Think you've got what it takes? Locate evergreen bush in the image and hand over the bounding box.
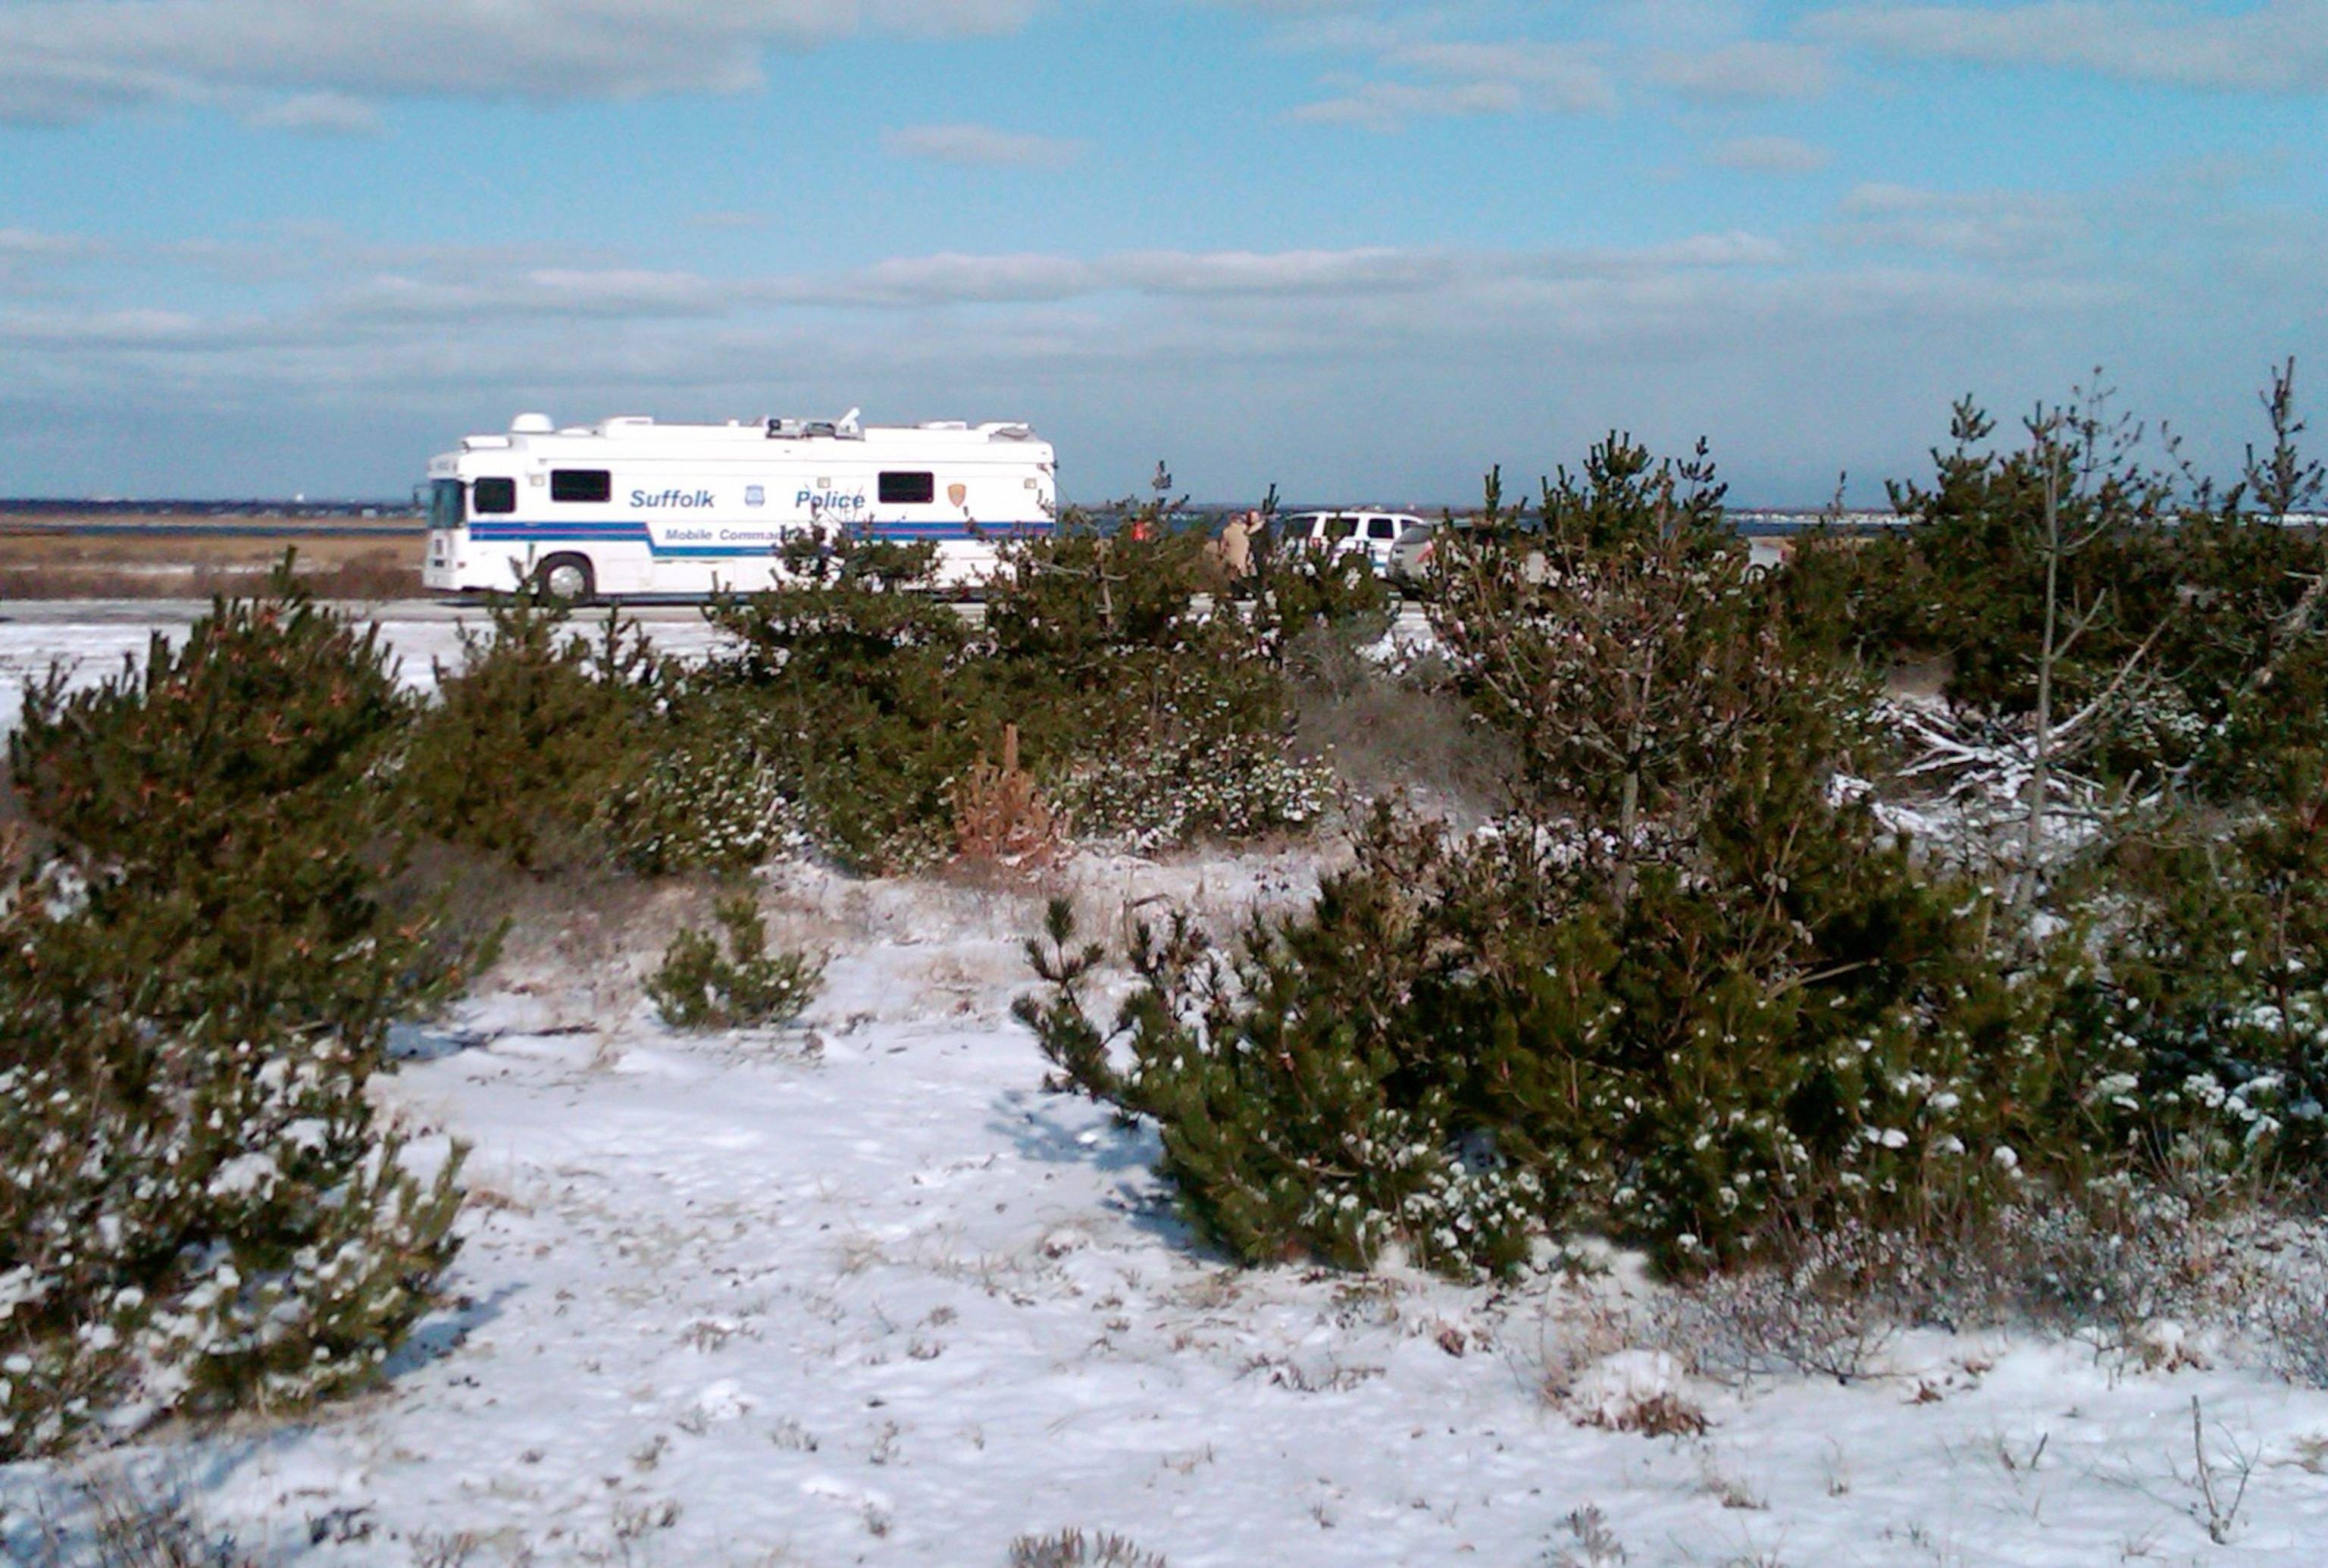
[1021,802,2065,1275]
[1794,367,2328,805]
[686,515,1336,869]
[695,532,985,872]
[2079,780,2328,1178]
[646,891,824,1031]
[1021,438,2090,1275]
[996,516,1335,847]
[399,592,665,870]
[593,686,804,875]
[0,568,473,1457]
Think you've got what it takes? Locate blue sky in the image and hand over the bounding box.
[0,1,2321,507]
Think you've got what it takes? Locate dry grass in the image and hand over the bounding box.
[1009,1529,1168,1568]
[1284,626,1518,825]
[10,1465,262,1568]
[0,520,423,599]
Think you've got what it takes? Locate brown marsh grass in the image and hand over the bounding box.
[0,518,423,599]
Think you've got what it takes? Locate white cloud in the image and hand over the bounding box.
[882,122,1082,167]
[1288,36,1613,127]
[0,0,1040,124]
[0,227,100,260]
[1288,80,1521,124]
[791,252,1098,305]
[333,267,728,321]
[1647,40,1834,100]
[1826,182,2086,264]
[0,226,104,295]
[1710,135,1829,172]
[1389,40,1616,108]
[1807,0,2328,94]
[246,90,379,136]
[1112,246,1454,295]
[765,238,1773,308]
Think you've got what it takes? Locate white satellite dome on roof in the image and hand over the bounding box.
[509,412,555,433]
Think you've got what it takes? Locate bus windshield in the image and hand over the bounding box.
[428,478,465,530]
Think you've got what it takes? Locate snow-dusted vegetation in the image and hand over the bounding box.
[10,376,2328,1563]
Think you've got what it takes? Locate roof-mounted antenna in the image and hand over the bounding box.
[837,407,862,438]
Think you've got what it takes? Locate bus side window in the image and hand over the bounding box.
[879,471,935,505]
[473,477,518,514]
[550,468,612,503]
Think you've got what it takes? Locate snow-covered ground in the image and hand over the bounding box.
[9,849,2328,1566]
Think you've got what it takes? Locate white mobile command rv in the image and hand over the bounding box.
[421,410,1056,598]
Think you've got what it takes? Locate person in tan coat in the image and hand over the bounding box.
[1214,510,1255,580]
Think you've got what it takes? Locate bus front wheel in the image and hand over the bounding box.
[534,552,596,602]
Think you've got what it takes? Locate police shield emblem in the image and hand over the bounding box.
[947,482,967,507]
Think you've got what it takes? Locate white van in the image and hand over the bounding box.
[1277,510,1428,576]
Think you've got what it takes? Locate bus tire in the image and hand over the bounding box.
[534,552,596,602]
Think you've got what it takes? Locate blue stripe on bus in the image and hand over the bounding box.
[468,521,654,543]
[467,519,1052,551]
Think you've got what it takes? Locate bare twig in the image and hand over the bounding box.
[2191,1394,2254,1545]
[2051,616,2173,750]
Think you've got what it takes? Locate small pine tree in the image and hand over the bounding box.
[400,590,663,869]
[647,891,823,1031]
[0,565,474,1457]
[2086,776,2328,1177]
[697,531,983,872]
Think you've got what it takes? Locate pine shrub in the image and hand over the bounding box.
[399,593,665,870]
[1021,439,2092,1275]
[1246,534,1393,662]
[1794,370,2328,801]
[685,518,1333,868]
[695,534,985,872]
[1,568,473,1457]
[593,689,805,875]
[2079,779,2328,1178]
[646,891,823,1031]
[1021,802,2060,1275]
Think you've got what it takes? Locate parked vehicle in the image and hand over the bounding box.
[1386,519,1439,587]
[1276,509,1428,576]
[1387,517,1554,592]
[421,409,1055,599]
